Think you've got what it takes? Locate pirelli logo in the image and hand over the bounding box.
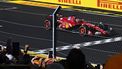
[58,0,81,4]
[97,0,122,10]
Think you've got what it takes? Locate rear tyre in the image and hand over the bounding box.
[79,26,86,36]
[44,20,51,30]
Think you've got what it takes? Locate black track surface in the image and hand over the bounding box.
[0,2,122,64]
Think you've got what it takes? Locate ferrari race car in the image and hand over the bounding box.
[44,15,112,36]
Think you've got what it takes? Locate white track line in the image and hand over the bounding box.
[0,20,43,28]
[0,30,70,45]
[0,25,3,27]
[7,9,48,16]
[34,36,122,54]
[0,7,18,10]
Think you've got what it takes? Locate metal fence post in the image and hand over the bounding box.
[52,6,61,59]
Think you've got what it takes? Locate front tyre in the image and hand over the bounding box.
[44,20,51,30]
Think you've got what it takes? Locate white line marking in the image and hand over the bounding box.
[0,20,43,28]
[94,40,102,44]
[0,25,3,27]
[7,9,48,16]
[0,30,70,45]
[0,7,18,10]
[34,36,122,54]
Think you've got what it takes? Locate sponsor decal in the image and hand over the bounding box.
[58,0,81,4]
[97,0,122,10]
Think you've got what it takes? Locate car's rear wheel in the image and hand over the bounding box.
[79,26,86,36]
[44,20,51,30]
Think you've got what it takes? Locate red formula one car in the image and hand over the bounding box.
[44,15,112,36]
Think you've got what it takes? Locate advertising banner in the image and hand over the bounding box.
[55,0,122,12]
[33,0,122,12]
[97,0,122,12]
[53,0,82,6]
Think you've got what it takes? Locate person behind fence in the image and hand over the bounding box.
[0,45,10,64]
[22,44,31,64]
[66,48,86,69]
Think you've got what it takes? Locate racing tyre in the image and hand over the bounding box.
[79,26,86,36]
[44,20,51,30]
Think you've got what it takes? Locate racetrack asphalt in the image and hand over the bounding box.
[0,2,122,64]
